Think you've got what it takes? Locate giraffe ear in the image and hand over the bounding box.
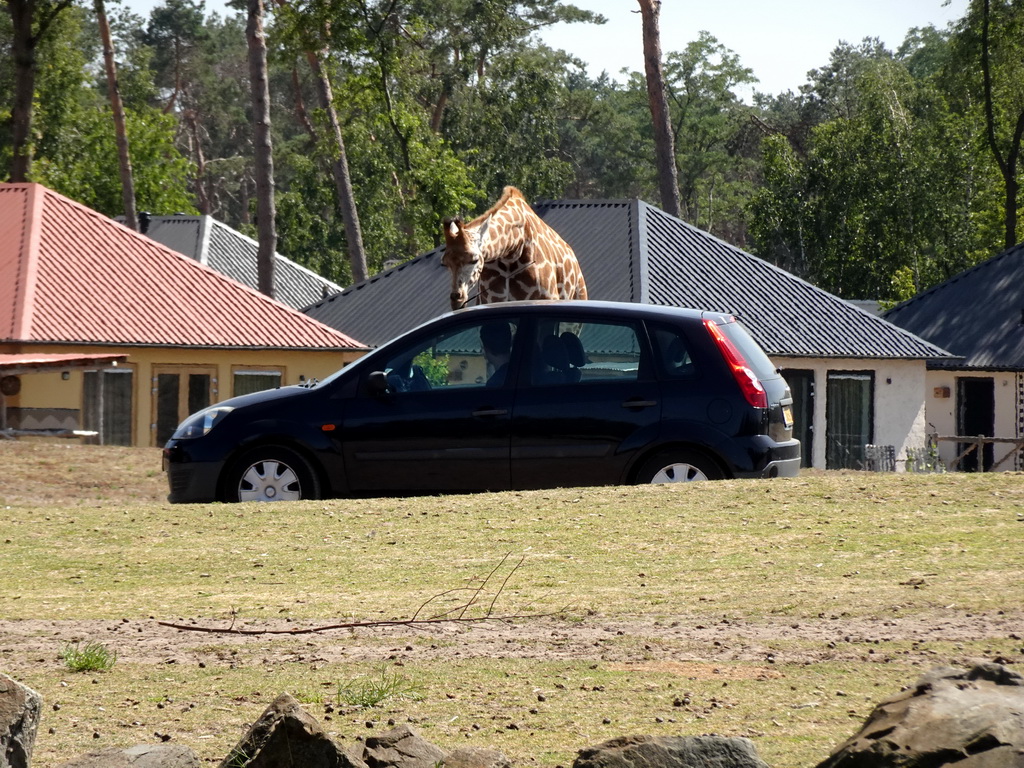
[443,218,463,243]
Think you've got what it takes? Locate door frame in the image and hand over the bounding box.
[956,376,995,471]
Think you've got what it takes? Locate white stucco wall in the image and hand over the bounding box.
[774,357,929,471]
[924,369,1023,471]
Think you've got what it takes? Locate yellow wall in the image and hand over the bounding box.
[2,343,366,446]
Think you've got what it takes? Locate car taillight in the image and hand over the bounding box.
[702,318,768,409]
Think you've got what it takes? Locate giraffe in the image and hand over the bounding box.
[441,186,588,311]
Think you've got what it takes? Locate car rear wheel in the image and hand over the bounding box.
[227,446,319,502]
[637,451,723,483]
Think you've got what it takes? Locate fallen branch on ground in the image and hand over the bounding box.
[157,553,569,636]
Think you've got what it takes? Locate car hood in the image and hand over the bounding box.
[216,384,314,411]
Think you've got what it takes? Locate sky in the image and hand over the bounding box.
[536,0,971,97]
[121,0,971,98]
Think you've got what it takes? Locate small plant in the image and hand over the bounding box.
[295,690,326,705]
[906,435,946,474]
[336,663,423,708]
[59,641,117,672]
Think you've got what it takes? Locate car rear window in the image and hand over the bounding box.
[716,319,779,381]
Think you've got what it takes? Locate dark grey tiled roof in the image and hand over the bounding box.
[883,244,1024,371]
[141,216,344,311]
[305,199,952,360]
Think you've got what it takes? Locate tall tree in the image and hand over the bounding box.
[246,0,275,297]
[306,51,368,282]
[5,0,75,180]
[273,0,368,283]
[662,32,757,238]
[978,0,1024,247]
[636,0,679,217]
[95,0,138,230]
[141,4,253,220]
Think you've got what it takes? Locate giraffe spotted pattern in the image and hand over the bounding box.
[442,186,588,310]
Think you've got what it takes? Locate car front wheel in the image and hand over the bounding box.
[636,451,723,483]
[227,446,319,502]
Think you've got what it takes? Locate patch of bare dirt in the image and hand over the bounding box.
[2,611,1020,675]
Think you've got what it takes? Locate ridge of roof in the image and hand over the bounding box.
[2,184,57,341]
[1,184,365,350]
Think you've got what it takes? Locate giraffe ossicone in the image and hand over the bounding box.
[441,186,588,311]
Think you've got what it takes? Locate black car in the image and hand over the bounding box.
[164,301,800,502]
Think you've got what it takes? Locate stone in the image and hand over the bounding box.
[363,724,446,768]
[816,662,1024,768]
[572,734,771,768]
[57,744,200,767]
[217,692,365,768]
[0,672,43,768]
[443,746,513,768]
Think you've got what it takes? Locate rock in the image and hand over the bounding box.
[56,744,200,767]
[363,725,446,768]
[816,662,1024,768]
[443,746,513,768]
[573,734,771,768]
[0,672,43,768]
[217,692,365,768]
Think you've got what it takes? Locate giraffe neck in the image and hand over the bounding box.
[476,198,532,266]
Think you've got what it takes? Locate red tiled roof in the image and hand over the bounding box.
[0,184,365,349]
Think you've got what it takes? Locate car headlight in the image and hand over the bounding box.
[170,406,234,439]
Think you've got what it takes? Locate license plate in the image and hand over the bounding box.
[782,405,794,429]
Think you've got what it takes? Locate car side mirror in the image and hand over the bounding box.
[367,370,390,397]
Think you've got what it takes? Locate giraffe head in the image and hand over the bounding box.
[442,216,488,310]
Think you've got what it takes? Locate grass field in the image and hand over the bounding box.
[1,440,1022,767]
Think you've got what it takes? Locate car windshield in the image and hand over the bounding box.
[314,346,380,387]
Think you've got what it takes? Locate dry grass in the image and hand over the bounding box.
[1,440,1022,768]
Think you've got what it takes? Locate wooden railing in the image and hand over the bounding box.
[934,435,1024,472]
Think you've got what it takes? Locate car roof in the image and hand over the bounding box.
[445,300,727,324]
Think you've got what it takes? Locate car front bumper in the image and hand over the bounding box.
[163,443,224,503]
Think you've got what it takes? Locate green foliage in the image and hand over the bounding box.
[6,0,1016,301]
[336,664,423,708]
[663,32,759,237]
[749,32,1003,300]
[747,134,809,277]
[60,641,117,672]
[34,105,196,218]
[441,46,577,202]
[413,351,450,386]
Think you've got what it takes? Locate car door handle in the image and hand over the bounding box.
[472,408,509,417]
[621,399,657,409]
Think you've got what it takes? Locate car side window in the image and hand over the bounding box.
[650,324,698,380]
[529,320,643,385]
[380,319,519,392]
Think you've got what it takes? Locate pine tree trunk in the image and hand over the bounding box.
[637,0,680,218]
[306,51,369,284]
[980,0,1021,248]
[247,0,276,298]
[7,0,38,182]
[6,0,74,181]
[96,0,138,231]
